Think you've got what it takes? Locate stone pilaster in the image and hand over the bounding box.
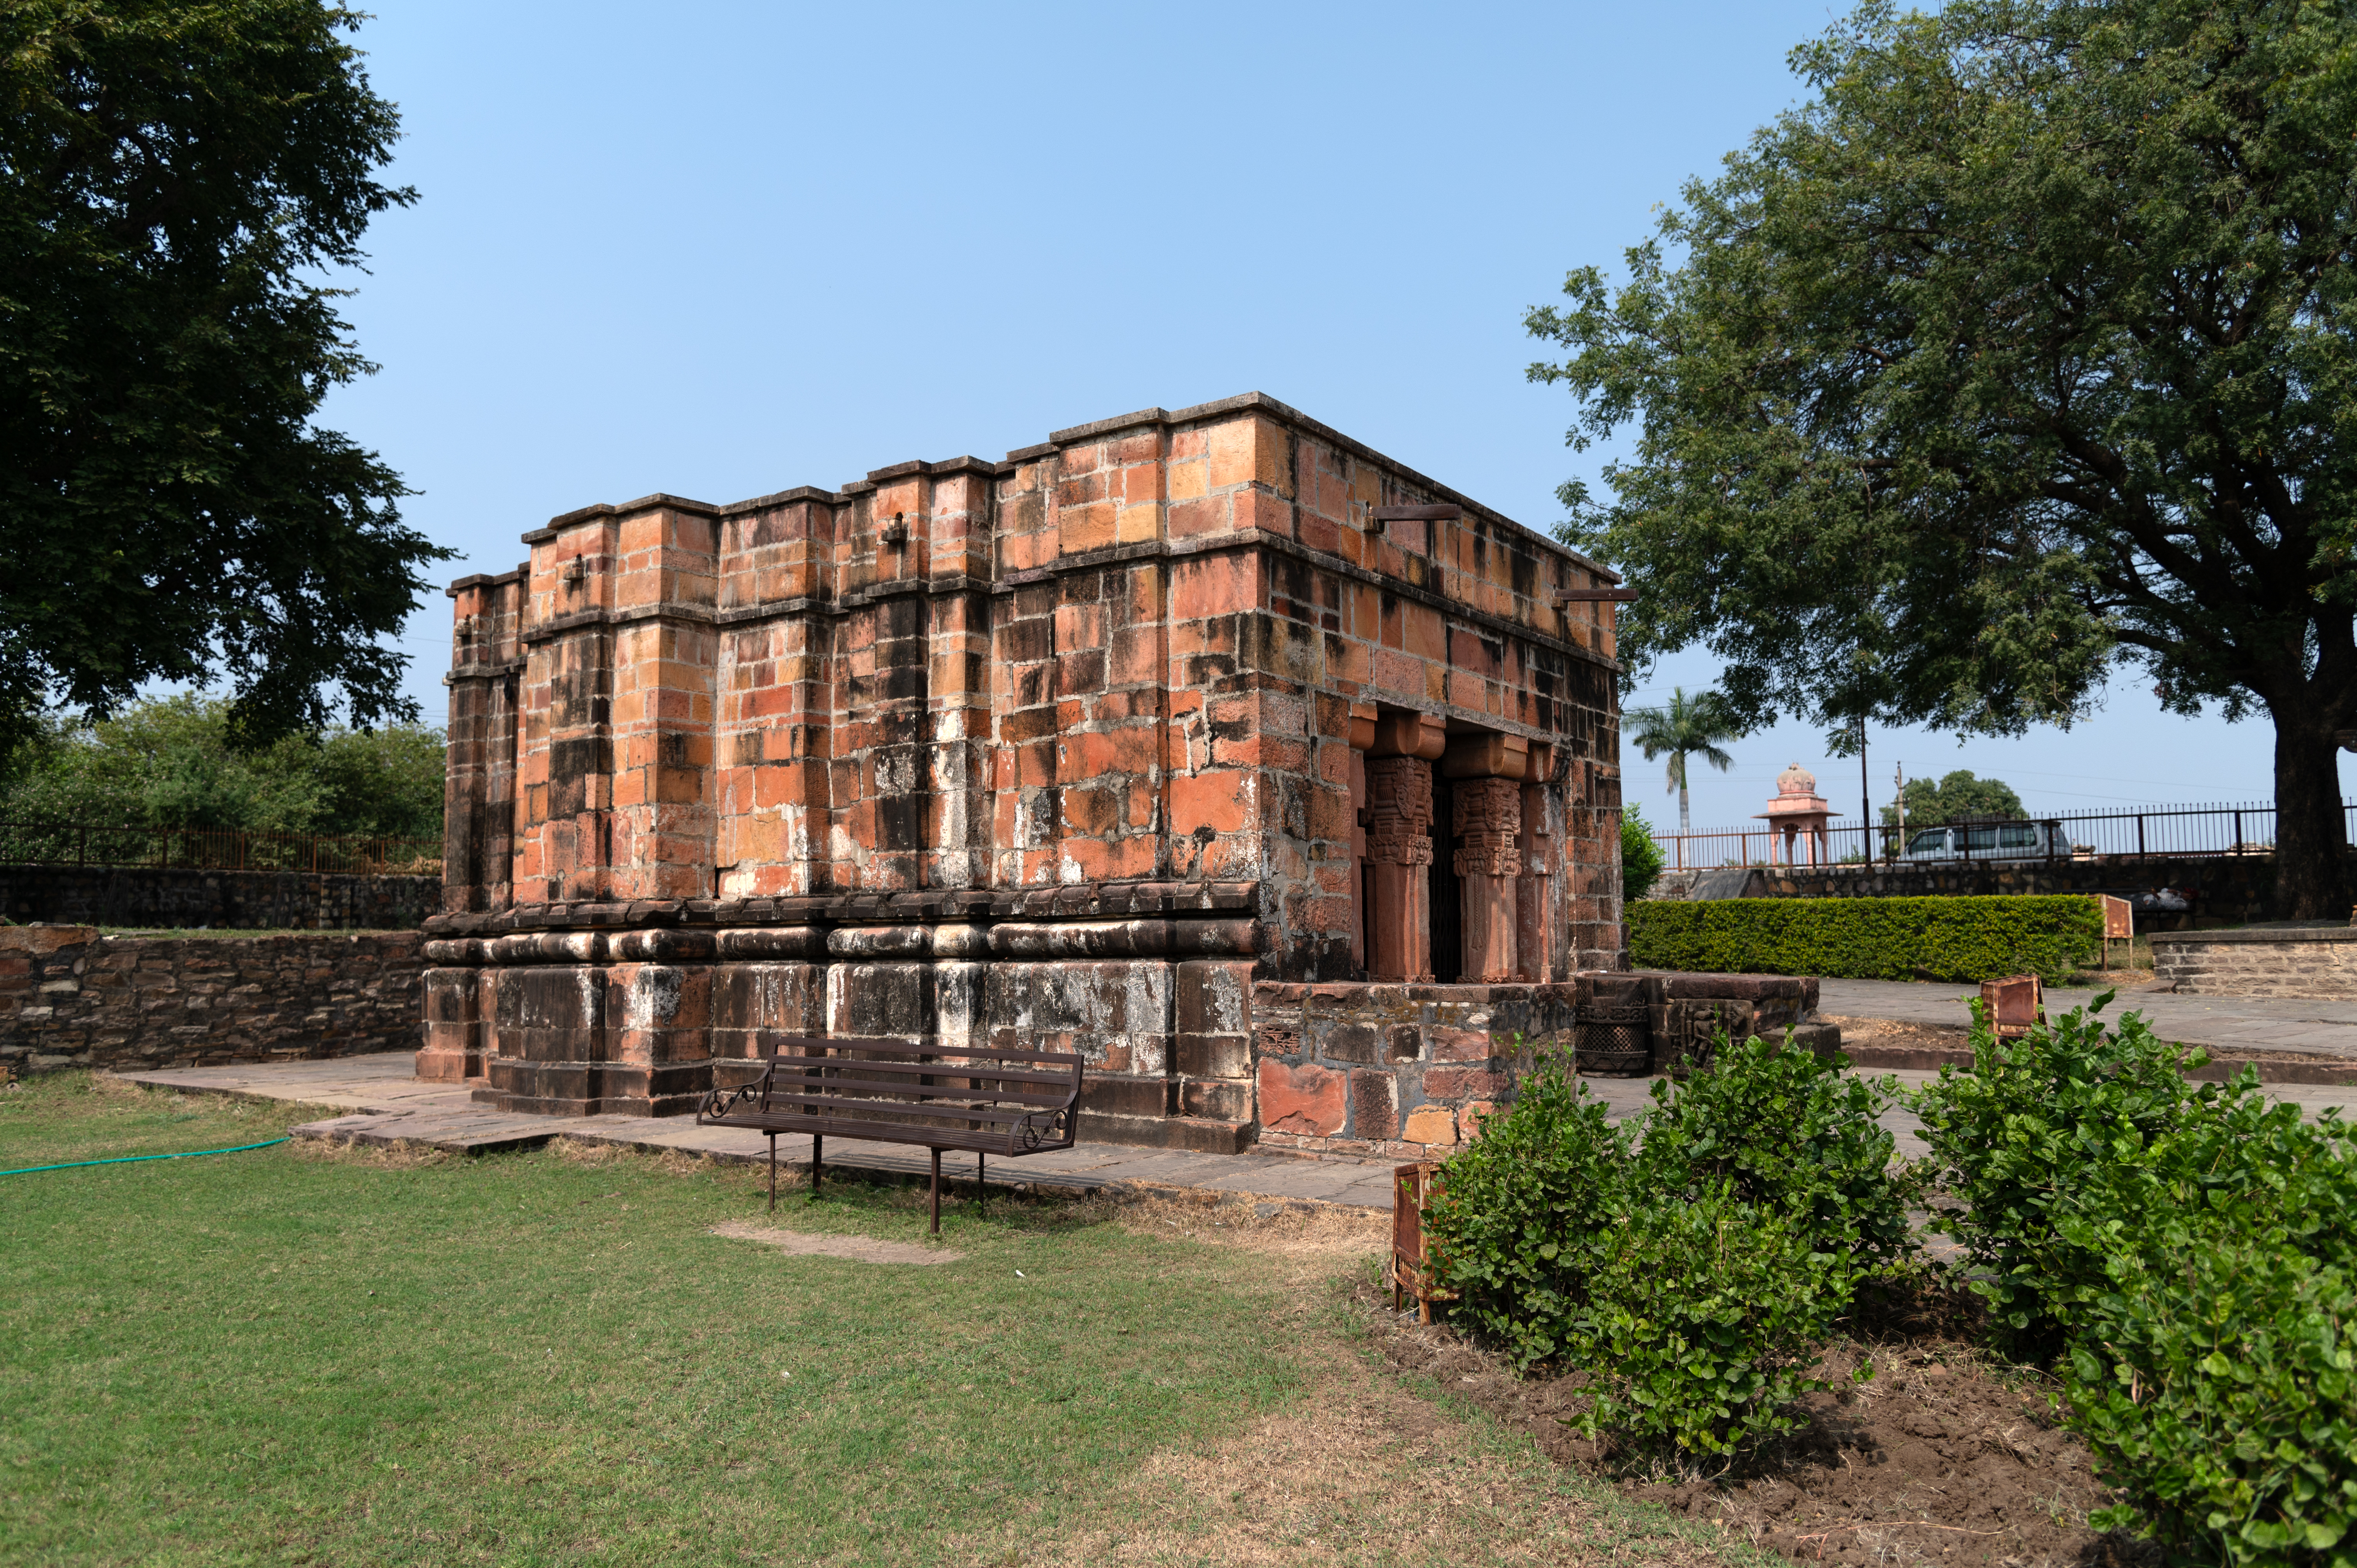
[1453,776,1521,982]
[1365,756,1435,981]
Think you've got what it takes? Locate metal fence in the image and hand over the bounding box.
[0,823,443,876]
[1645,799,2355,871]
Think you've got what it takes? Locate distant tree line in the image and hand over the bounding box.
[0,696,443,840]
[1881,771,2027,831]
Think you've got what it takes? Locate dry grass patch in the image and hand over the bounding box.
[282,1133,453,1169]
[974,1326,1754,1568]
[709,1218,965,1264]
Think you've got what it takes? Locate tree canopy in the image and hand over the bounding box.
[0,0,448,752]
[0,694,443,837]
[1531,0,2357,915]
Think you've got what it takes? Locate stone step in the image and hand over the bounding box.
[293,1110,561,1155]
[1075,1111,1253,1154]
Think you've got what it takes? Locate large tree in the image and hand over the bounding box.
[0,0,446,751]
[1531,0,2357,917]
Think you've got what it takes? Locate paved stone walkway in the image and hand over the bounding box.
[121,1055,1408,1210]
[124,994,2357,1205]
[1816,977,2357,1059]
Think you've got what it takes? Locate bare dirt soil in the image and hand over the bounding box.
[707,1218,966,1264]
[1353,1278,2155,1568]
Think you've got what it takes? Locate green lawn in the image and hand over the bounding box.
[0,1074,1746,1568]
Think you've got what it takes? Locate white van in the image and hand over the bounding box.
[1897,820,2070,862]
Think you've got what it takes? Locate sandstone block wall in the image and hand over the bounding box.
[1,925,425,1074]
[0,865,440,931]
[1245,969,1820,1158]
[2150,926,2357,999]
[1248,982,1578,1157]
[427,392,1627,1146]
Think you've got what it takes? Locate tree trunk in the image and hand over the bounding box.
[1679,782,1690,833]
[2271,707,2353,920]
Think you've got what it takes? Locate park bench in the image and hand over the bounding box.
[694,1036,1084,1233]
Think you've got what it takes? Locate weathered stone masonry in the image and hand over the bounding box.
[2,925,424,1074]
[422,393,1626,1153]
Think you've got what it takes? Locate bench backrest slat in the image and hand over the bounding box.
[748,1055,1074,1090]
[698,1034,1083,1157]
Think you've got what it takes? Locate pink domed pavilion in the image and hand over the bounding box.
[1756,763,1834,866]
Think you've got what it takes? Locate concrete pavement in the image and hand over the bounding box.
[120,975,2357,1206]
[121,1054,1408,1210]
[1816,977,2357,1060]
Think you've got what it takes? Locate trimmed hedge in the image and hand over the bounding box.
[1628,894,2101,982]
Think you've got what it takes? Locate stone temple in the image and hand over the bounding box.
[417,393,1631,1155]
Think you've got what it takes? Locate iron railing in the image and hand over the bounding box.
[1643,799,2356,871]
[0,823,442,876]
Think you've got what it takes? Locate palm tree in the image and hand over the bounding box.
[1625,688,1740,833]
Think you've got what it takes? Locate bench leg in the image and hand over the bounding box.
[811,1134,823,1199]
[977,1151,986,1218]
[767,1133,777,1215]
[930,1147,941,1235]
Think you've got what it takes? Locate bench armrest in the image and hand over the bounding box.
[1010,1105,1073,1152]
[695,1058,777,1126]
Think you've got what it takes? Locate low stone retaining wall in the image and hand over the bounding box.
[1247,970,1819,1159]
[0,925,425,1075]
[2150,924,2357,999]
[0,863,440,931]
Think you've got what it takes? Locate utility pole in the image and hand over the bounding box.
[1857,717,1868,867]
[1892,761,1907,864]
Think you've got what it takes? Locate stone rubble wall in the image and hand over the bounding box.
[0,863,440,931]
[0,925,425,1075]
[2150,926,2357,999]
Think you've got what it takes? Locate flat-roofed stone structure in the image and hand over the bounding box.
[419,393,1626,1153]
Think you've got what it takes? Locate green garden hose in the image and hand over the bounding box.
[0,1137,288,1176]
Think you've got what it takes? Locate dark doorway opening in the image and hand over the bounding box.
[1429,773,1462,983]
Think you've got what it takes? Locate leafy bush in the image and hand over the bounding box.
[1908,996,2198,1358]
[2070,1234,2357,1568]
[1914,1000,2357,1566]
[1423,1051,1629,1369]
[1427,1036,1909,1459]
[1578,1187,1866,1457]
[1621,803,1667,901]
[1636,1033,1917,1274]
[1628,894,2101,982]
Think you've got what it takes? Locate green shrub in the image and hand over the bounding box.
[1621,803,1667,901]
[2069,1235,2357,1568]
[1908,996,2199,1358]
[1628,894,2101,982]
[1423,1049,1630,1369]
[1915,1000,2357,1566]
[1636,1033,1917,1274]
[1426,1035,1908,1460]
[1576,1187,1866,1458]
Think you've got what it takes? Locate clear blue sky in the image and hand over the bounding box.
[317,0,2336,835]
